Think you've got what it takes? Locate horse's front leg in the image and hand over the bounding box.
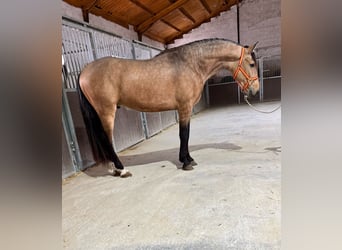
[178,106,196,170]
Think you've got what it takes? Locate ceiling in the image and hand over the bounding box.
[63,0,240,44]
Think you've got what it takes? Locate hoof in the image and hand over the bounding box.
[113,169,121,176]
[120,169,132,178]
[113,169,132,178]
[191,161,198,166]
[182,164,194,171]
[187,155,194,162]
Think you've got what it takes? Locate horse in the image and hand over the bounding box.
[77,38,260,177]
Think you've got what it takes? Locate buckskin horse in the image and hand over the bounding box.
[78,38,259,177]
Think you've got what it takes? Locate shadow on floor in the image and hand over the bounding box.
[83,143,241,177]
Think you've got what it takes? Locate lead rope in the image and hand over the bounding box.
[244,95,281,114]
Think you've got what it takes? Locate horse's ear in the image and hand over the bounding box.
[248,42,258,53]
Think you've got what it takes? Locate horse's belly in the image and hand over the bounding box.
[119,92,177,112]
[118,77,178,112]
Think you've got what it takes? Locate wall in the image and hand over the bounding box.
[169,7,238,48]
[169,0,281,57]
[239,0,281,57]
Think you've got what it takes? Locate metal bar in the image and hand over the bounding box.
[205,81,210,106]
[62,89,83,170]
[208,81,236,87]
[259,57,264,102]
[62,28,73,88]
[62,111,77,177]
[63,27,79,88]
[69,29,83,88]
[84,31,94,61]
[70,29,83,65]
[88,31,98,60]
[61,44,68,89]
[140,112,149,138]
[264,76,282,80]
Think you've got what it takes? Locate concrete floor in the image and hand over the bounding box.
[62,101,281,249]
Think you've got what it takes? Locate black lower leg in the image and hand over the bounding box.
[179,122,194,169]
[110,148,124,170]
[111,148,131,177]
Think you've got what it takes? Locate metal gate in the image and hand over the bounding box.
[62,89,82,177]
[206,55,281,106]
[62,17,179,177]
[258,55,281,101]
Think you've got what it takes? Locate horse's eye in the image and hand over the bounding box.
[250,63,255,67]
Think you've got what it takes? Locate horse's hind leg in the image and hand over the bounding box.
[178,106,196,170]
[99,107,131,178]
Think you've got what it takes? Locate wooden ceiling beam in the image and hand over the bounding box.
[129,0,153,14]
[136,0,189,34]
[199,0,212,14]
[130,0,181,32]
[179,7,196,24]
[162,20,181,32]
[167,0,196,24]
[81,0,98,22]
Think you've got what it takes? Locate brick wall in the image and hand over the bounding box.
[61,1,83,21]
[169,0,281,58]
[239,0,281,57]
[169,7,238,48]
[167,5,239,84]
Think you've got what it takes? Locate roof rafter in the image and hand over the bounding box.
[199,0,212,14]
[63,0,241,44]
[81,0,99,22]
[136,0,189,34]
[129,0,152,14]
[179,6,196,24]
[130,0,181,32]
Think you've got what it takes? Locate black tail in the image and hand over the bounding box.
[77,77,115,163]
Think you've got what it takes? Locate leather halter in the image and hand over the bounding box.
[233,47,258,92]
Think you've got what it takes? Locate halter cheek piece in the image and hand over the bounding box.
[233,47,258,92]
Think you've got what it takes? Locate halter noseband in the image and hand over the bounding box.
[233,47,258,92]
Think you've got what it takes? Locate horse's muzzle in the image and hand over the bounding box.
[248,88,259,97]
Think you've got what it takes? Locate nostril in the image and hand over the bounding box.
[249,89,253,97]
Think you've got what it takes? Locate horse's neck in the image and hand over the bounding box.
[194,42,241,81]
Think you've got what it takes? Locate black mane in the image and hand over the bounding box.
[156,39,257,64]
[156,38,241,57]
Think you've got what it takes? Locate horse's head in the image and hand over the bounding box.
[232,42,260,97]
